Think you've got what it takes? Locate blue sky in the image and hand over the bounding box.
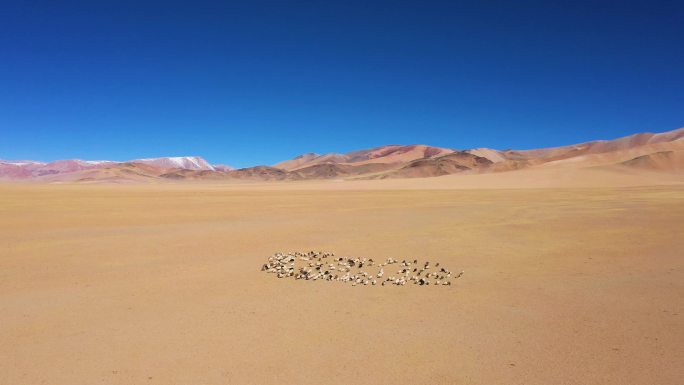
[1,0,682,167]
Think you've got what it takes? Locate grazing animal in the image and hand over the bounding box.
[263,252,457,289]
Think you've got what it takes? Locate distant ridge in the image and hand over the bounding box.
[274,144,454,171]
[1,127,682,182]
[0,156,221,181]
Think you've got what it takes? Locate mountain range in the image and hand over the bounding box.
[2,127,683,183]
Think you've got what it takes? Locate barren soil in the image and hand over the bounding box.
[1,181,683,384]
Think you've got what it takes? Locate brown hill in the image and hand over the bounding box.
[291,163,351,179]
[537,138,684,169]
[344,144,454,164]
[160,169,232,180]
[620,150,684,172]
[367,152,493,179]
[484,159,538,173]
[466,128,684,165]
[292,162,397,179]
[464,148,508,163]
[35,162,163,183]
[275,144,454,171]
[272,153,321,170]
[284,153,350,170]
[506,127,684,162]
[226,166,298,181]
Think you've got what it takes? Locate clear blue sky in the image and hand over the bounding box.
[1,0,682,167]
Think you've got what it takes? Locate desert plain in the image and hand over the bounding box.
[1,170,683,385]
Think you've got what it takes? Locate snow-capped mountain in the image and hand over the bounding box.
[0,156,221,180]
[0,160,46,167]
[131,156,215,171]
[37,159,116,174]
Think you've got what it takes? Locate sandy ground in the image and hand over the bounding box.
[1,178,683,384]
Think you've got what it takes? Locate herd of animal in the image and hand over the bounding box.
[261,251,463,286]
